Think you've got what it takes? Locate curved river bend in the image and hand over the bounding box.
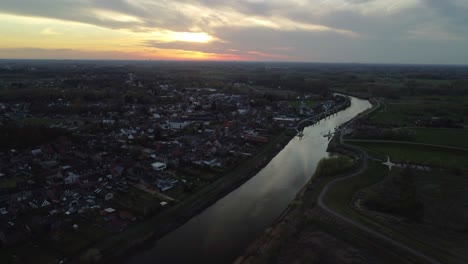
[128,96,371,264]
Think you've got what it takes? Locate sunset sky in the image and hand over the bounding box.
[1,0,467,63]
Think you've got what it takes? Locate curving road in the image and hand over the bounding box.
[317,99,442,264]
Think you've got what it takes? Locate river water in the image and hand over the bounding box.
[128,96,371,264]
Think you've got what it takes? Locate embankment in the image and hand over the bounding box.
[81,131,295,263]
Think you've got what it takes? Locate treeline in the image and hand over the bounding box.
[314,156,356,178]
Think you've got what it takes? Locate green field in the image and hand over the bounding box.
[288,99,324,108]
[0,177,17,188]
[326,161,388,218]
[360,168,468,263]
[351,141,468,170]
[113,186,162,216]
[325,159,467,264]
[368,101,468,126]
[411,128,468,149]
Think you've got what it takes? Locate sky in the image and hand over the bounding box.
[1,0,467,64]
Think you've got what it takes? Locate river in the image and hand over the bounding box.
[127,96,371,264]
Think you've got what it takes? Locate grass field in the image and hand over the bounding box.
[350,141,468,170]
[410,128,468,149]
[326,161,388,218]
[360,168,468,264]
[288,99,324,108]
[368,101,468,126]
[324,159,467,264]
[113,186,162,216]
[0,177,17,188]
[325,95,468,263]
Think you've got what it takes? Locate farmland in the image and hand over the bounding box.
[359,167,468,264]
[349,141,468,170]
[368,101,467,127]
[411,128,468,149]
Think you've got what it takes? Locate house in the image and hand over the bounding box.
[103,208,116,214]
[237,108,249,115]
[155,178,178,192]
[0,207,7,215]
[102,119,115,125]
[31,149,43,156]
[41,200,51,207]
[64,172,80,185]
[151,162,166,171]
[203,159,222,167]
[40,160,59,170]
[167,119,191,130]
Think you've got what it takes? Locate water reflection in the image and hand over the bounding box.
[128,97,371,264]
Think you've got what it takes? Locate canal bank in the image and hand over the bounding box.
[125,96,371,264]
[84,130,295,263]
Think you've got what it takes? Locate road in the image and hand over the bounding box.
[317,99,442,264]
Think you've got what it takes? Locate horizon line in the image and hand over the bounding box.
[0,58,467,67]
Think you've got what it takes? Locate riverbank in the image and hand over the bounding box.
[235,98,440,264]
[234,157,415,264]
[76,99,354,263]
[68,96,360,264]
[76,130,296,263]
[234,98,375,263]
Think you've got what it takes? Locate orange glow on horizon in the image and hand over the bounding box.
[141,49,249,61]
[0,12,295,61]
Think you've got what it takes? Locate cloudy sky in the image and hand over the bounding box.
[1,0,467,63]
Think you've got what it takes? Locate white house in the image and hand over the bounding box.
[0,207,7,215]
[151,162,167,171]
[64,172,80,185]
[167,120,191,130]
[31,149,43,156]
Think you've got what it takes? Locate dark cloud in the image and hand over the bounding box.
[0,0,194,31]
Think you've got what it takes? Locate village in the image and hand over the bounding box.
[0,75,345,254]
